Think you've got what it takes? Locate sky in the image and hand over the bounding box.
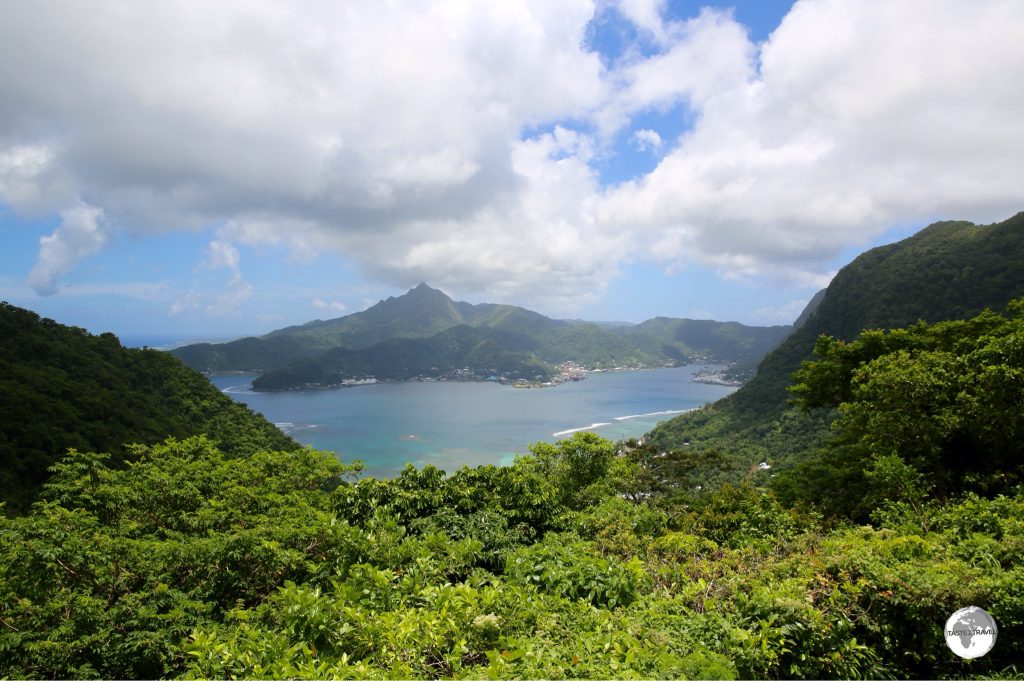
[1,0,1023,340]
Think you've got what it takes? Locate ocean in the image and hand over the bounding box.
[210,364,735,477]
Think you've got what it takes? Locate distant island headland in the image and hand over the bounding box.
[170,283,791,392]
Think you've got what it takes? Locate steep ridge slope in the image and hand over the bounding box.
[0,303,298,512]
[647,212,1024,467]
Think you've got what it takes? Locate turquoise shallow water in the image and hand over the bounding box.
[210,365,735,477]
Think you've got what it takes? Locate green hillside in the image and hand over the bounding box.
[252,325,552,390]
[0,303,299,513]
[249,314,792,391]
[628,317,789,362]
[171,285,569,373]
[173,283,790,390]
[647,212,1024,483]
[623,317,791,381]
[171,283,472,372]
[777,301,1024,518]
[170,334,325,374]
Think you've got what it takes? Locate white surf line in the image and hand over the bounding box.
[613,408,696,421]
[552,422,611,437]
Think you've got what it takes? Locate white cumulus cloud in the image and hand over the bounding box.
[0,0,1022,311]
[598,0,1024,283]
[632,129,662,152]
[25,201,107,295]
[203,240,243,285]
[615,0,667,40]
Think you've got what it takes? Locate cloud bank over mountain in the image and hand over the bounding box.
[1,0,1022,309]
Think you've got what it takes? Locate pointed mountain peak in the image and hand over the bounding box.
[404,282,449,300]
[359,282,461,326]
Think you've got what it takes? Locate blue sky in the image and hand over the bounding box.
[1,1,1021,340]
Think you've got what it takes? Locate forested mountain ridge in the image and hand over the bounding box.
[172,283,572,373]
[0,302,299,513]
[252,324,554,390]
[647,211,1024,479]
[171,283,480,372]
[744,213,1024,417]
[173,283,790,390]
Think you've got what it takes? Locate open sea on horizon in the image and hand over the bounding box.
[210,365,735,478]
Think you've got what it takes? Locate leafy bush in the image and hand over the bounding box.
[505,536,648,610]
[2,430,1022,679]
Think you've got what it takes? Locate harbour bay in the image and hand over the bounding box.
[211,364,735,478]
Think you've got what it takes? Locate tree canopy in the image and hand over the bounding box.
[2,431,1022,678]
[0,302,297,513]
[779,301,1024,518]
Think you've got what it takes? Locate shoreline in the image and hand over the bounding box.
[692,375,744,387]
[691,367,744,387]
[226,362,738,393]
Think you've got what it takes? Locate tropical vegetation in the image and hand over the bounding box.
[2,425,1021,678]
[2,214,1024,678]
[0,302,297,513]
[648,212,1024,486]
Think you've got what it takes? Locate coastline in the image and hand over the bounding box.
[232,361,742,393]
[691,368,744,387]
